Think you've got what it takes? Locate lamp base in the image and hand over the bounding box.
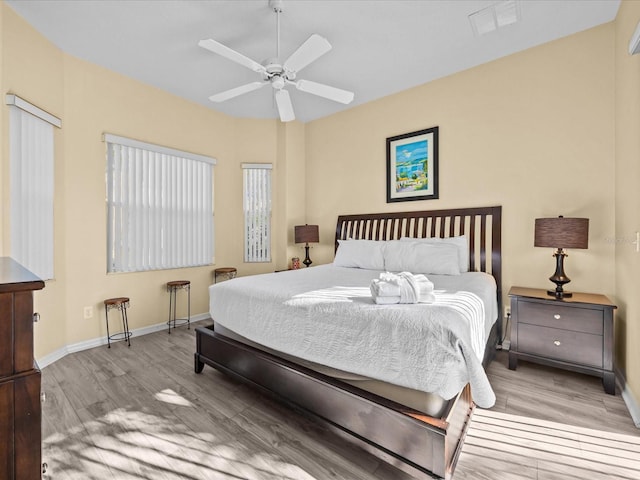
[303,243,312,268]
[547,289,572,299]
[547,249,571,299]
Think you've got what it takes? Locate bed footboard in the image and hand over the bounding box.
[195,324,474,480]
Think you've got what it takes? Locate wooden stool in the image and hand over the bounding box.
[214,267,237,283]
[104,297,132,348]
[167,280,190,334]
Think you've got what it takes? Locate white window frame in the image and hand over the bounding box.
[243,163,272,263]
[6,94,60,280]
[104,134,216,273]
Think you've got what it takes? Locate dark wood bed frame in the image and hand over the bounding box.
[195,205,502,479]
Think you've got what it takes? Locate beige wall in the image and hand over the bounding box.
[0,2,3,253]
[306,23,616,308]
[615,0,640,409]
[2,3,68,354]
[1,3,303,357]
[277,120,308,266]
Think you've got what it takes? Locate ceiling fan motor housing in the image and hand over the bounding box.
[263,58,294,89]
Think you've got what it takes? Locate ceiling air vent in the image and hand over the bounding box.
[469,0,520,36]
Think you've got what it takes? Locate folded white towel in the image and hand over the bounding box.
[413,274,435,293]
[370,278,401,297]
[379,271,400,283]
[370,271,436,304]
[419,292,436,303]
[397,272,419,303]
[373,295,402,305]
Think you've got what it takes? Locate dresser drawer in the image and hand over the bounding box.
[0,291,36,376]
[518,301,603,335]
[518,323,603,368]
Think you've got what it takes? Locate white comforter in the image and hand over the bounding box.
[209,265,497,408]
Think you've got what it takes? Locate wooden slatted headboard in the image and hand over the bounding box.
[335,205,502,320]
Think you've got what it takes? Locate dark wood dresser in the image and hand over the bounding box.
[0,258,45,479]
[508,286,616,394]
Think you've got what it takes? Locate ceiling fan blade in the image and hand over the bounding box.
[208,81,269,102]
[275,89,295,122]
[283,34,332,74]
[199,39,266,74]
[295,79,354,104]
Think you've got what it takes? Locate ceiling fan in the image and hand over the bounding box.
[198,0,354,122]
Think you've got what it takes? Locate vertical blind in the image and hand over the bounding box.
[8,96,59,280]
[243,163,272,263]
[105,134,216,273]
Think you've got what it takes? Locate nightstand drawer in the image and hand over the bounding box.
[518,301,602,335]
[518,323,603,368]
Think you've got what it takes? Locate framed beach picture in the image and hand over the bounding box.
[386,126,439,203]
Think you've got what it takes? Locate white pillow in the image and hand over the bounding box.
[400,235,469,272]
[333,239,385,270]
[384,240,461,275]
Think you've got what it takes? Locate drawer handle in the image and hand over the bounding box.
[33,312,40,323]
[554,314,561,320]
[553,340,562,346]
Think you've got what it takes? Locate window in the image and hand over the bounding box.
[105,134,215,273]
[243,163,272,263]
[7,94,60,280]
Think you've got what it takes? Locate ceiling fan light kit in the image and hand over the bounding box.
[199,0,354,122]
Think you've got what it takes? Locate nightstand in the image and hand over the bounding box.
[508,286,617,394]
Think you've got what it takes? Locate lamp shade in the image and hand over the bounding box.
[534,216,589,249]
[295,224,319,244]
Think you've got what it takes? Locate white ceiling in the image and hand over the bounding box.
[6,0,620,123]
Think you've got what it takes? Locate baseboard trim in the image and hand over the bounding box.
[37,312,211,369]
[615,366,640,428]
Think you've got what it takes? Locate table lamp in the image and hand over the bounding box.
[294,224,319,267]
[534,216,589,298]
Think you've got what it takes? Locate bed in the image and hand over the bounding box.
[195,205,502,479]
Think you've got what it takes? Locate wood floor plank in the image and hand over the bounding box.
[454,448,538,480]
[41,320,639,480]
[470,417,640,462]
[474,408,640,442]
[232,398,382,480]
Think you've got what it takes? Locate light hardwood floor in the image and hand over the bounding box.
[41,320,639,479]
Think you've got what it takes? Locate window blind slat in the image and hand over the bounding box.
[106,138,214,273]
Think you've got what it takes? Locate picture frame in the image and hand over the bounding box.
[386,126,439,203]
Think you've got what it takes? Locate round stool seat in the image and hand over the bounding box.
[104,297,130,308]
[214,267,237,283]
[167,280,190,289]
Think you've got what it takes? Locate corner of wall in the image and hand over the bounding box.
[1,1,7,255]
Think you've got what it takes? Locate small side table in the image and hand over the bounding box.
[508,286,617,394]
[214,267,237,283]
[166,280,190,334]
[104,297,132,348]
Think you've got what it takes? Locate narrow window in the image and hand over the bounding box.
[7,94,60,280]
[105,134,216,273]
[243,164,272,263]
